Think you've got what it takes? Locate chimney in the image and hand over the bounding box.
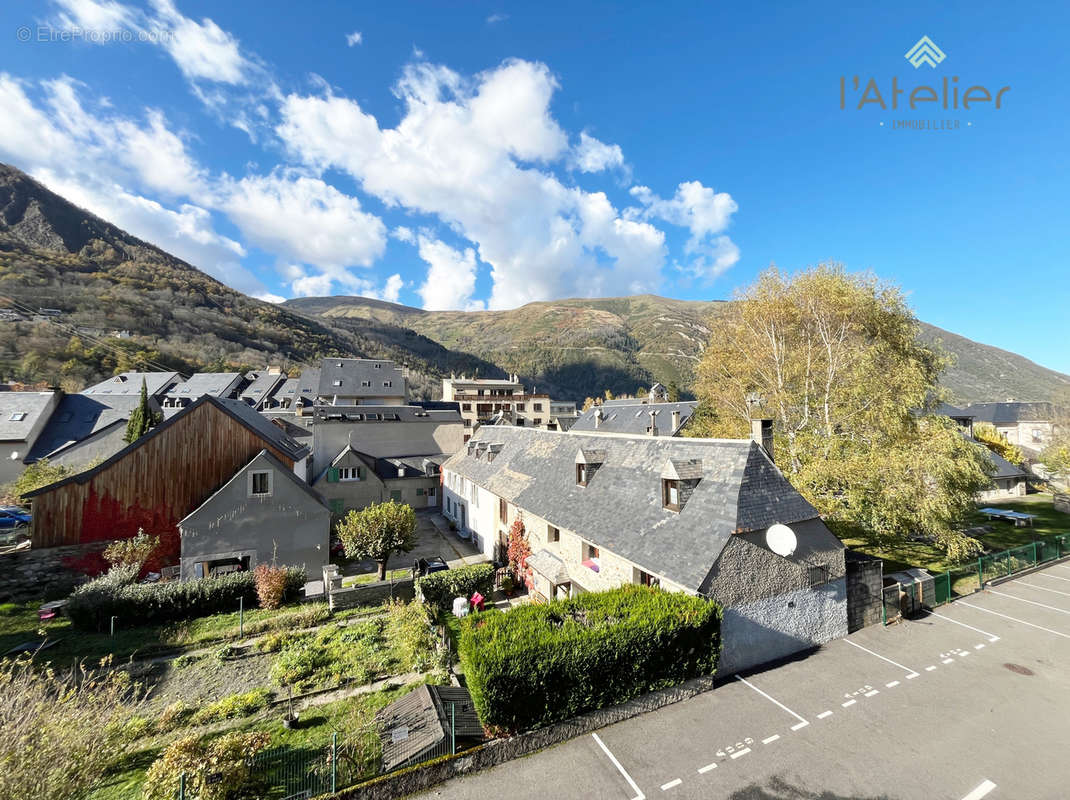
[594,408,604,428]
[671,409,681,432]
[648,408,659,436]
[750,418,774,462]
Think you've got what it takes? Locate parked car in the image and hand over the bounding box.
[0,506,30,530]
[413,556,450,577]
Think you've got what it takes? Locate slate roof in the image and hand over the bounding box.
[377,685,482,772]
[274,377,300,405]
[295,368,320,402]
[82,371,181,398]
[165,373,244,401]
[239,371,285,406]
[986,449,1028,480]
[317,358,406,399]
[962,402,1057,424]
[25,394,143,460]
[312,405,461,424]
[571,401,698,435]
[443,427,819,591]
[930,402,973,419]
[0,392,57,442]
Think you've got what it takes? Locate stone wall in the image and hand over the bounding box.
[845,552,884,633]
[0,542,108,603]
[1055,494,1070,514]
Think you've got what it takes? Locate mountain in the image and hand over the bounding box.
[2,161,1066,405]
[285,295,1070,405]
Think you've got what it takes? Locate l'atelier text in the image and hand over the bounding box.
[840,76,1010,110]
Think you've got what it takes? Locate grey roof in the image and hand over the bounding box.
[26,394,144,460]
[377,685,481,772]
[930,402,973,419]
[295,368,320,401]
[180,449,329,526]
[986,449,1028,480]
[527,548,569,584]
[443,427,819,591]
[82,371,181,397]
[963,402,1057,424]
[317,358,406,399]
[0,392,57,442]
[239,371,285,406]
[274,377,300,404]
[24,394,310,498]
[376,453,449,480]
[313,405,461,424]
[166,372,244,400]
[571,401,698,435]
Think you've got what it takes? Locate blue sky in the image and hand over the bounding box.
[2,1,1068,373]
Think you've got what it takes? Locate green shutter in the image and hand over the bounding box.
[329,499,344,514]
[416,488,424,496]
[390,490,402,502]
[327,467,340,483]
[357,467,364,479]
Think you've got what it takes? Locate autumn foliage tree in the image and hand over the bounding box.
[689,264,994,560]
[337,500,417,580]
[507,516,531,587]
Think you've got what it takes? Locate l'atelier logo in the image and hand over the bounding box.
[904,36,945,69]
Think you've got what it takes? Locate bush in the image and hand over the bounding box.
[141,731,271,800]
[192,688,273,725]
[103,530,160,570]
[253,563,289,610]
[155,700,195,733]
[458,585,721,732]
[67,567,307,631]
[416,562,496,612]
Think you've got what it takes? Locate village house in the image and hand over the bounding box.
[24,396,311,570]
[162,372,246,409]
[441,422,848,674]
[82,371,182,400]
[239,368,287,410]
[0,390,61,484]
[178,449,330,583]
[571,400,698,437]
[961,401,1059,454]
[317,359,408,407]
[441,374,573,438]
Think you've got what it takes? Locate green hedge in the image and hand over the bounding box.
[67,567,307,631]
[416,562,496,611]
[458,585,721,732]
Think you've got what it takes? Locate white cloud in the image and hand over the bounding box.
[149,0,250,85]
[277,58,670,309]
[345,30,362,46]
[486,13,508,24]
[391,226,415,243]
[416,236,483,311]
[52,0,136,32]
[381,273,404,303]
[570,132,624,173]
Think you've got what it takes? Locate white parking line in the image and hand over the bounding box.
[660,779,681,791]
[592,733,646,800]
[730,747,751,759]
[1035,571,1070,583]
[961,778,997,800]
[925,665,937,671]
[923,610,1000,642]
[942,658,955,664]
[817,710,833,719]
[988,589,1070,615]
[974,643,985,649]
[734,675,809,725]
[864,689,879,697]
[841,699,856,707]
[843,639,920,677]
[959,601,1070,639]
[885,680,900,688]
[697,763,717,774]
[1013,580,1070,598]
[790,721,809,731]
[762,734,780,744]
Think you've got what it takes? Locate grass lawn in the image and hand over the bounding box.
[342,567,410,587]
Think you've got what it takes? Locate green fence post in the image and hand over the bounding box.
[451,702,456,755]
[179,772,185,800]
[239,596,244,639]
[977,557,984,590]
[331,732,337,792]
[1033,540,1039,567]
[945,570,951,605]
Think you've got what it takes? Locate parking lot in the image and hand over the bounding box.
[418,559,1070,800]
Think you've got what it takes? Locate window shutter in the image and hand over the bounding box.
[416,488,424,496]
[329,499,343,514]
[327,467,340,483]
[357,467,364,479]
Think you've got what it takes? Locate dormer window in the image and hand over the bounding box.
[575,448,605,486]
[660,458,702,512]
[384,380,392,387]
[576,463,589,486]
[662,479,681,511]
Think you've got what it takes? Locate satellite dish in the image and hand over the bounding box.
[766,523,797,557]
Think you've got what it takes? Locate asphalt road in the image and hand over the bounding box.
[416,559,1070,800]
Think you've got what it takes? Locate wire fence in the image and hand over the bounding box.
[883,533,1070,624]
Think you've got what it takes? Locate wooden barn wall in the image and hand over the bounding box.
[30,402,295,562]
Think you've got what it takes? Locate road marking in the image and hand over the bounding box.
[864,689,879,697]
[959,650,970,657]
[942,658,955,664]
[1014,580,1070,598]
[925,665,937,671]
[841,699,856,707]
[592,733,645,800]
[697,763,717,774]
[734,675,809,725]
[959,601,1070,639]
[906,671,919,679]
[974,643,985,649]
[790,721,809,731]
[843,639,920,677]
[1035,571,1070,583]
[989,589,1070,615]
[660,779,681,791]
[730,747,751,759]
[923,610,1000,642]
[817,710,833,719]
[885,680,900,688]
[961,779,997,800]
[762,734,780,744]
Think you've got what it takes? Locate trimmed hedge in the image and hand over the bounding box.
[416,562,496,611]
[458,584,721,732]
[67,567,307,631]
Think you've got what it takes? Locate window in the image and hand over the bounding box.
[390,490,402,502]
[332,379,343,387]
[249,470,272,497]
[576,463,589,486]
[361,380,371,387]
[384,380,393,387]
[662,479,680,511]
[534,403,543,411]
[8,412,26,422]
[427,486,436,498]
[516,403,525,411]
[583,542,600,568]
[533,418,542,425]
[462,403,471,411]
[807,564,829,588]
[637,569,660,588]
[338,466,363,481]
[548,525,560,543]
[499,497,509,523]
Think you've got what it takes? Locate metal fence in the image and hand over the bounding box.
[883,533,1070,624]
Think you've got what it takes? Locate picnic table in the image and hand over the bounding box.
[978,508,1038,527]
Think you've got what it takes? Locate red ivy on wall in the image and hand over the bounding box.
[507,516,532,589]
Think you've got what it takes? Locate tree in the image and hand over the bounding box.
[506,516,531,586]
[11,459,73,500]
[103,529,159,571]
[973,422,1025,467]
[0,657,143,800]
[689,264,994,559]
[336,500,417,579]
[667,382,681,402]
[123,378,161,443]
[142,732,271,800]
